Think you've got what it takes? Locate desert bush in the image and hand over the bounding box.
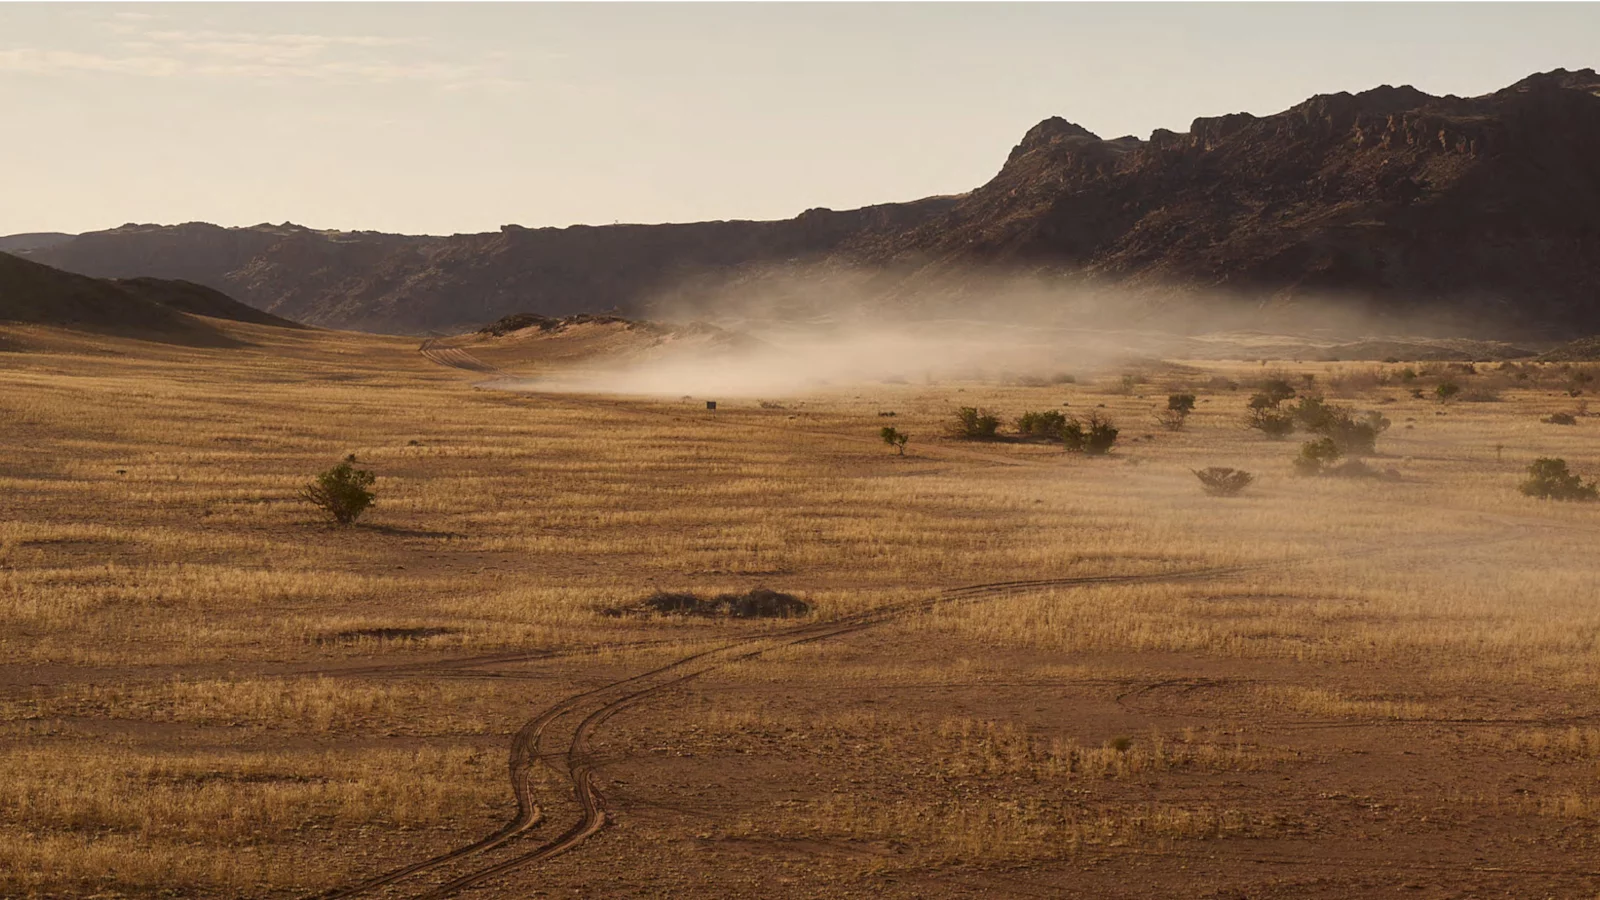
[1282,397,1386,456]
[1253,378,1297,408]
[1062,412,1118,455]
[879,426,909,455]
[950,406,1000,440]
[300,455,376,526]
[1519,458,1598,501]
[1247,408,1296,438]
[1159,394,1196,431]
[1435,381,1462,402]
[1288,396,1336,431]
[1293,437,1342,476]
[1016,410,1068,438]
[1543,412,1579,426]
[1319,412,1381,456]
[624,588,811,619]
[1193,467,1254,497]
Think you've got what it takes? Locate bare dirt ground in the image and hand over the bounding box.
[3,318,1599,899]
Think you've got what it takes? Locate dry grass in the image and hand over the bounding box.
[4,320,1600,895]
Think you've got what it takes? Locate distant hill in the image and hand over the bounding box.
[24,202,956,335]
[20,68,1600,337]
[0,251,299,343]
[1536,336,1600,361]
[0,233,75,253]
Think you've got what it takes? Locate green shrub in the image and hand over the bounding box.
[1435,381,1461,402]
[1282,397,1387,456]
[1016,410,1068,438]
[879,426,908,455]
[300,455,376,525]
[1293,437,1342,476]
[1519,458,1598,501]
[950,406,1001,440]
[1061,412,1119,455]
[1167,393,1197,414]
[1194,467,1254,497]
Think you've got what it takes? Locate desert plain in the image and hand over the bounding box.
[2,317,1599,899]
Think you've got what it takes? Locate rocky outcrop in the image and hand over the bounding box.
[847,68,1600,336]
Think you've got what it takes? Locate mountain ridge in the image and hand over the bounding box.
[18,68,1600,337]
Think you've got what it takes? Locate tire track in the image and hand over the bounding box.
[372,341,1592,894]
[313,536,1494,900]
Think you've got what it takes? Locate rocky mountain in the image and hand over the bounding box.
[20,68,1600,337]
[850,67,1600,337]
[0,251,299,343]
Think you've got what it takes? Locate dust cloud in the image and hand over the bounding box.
[495,266,1499,398]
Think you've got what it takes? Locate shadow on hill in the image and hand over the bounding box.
[0,251,301,348]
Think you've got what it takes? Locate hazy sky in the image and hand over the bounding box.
[2,3,1595,236]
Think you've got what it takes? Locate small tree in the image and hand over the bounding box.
[880,426,909,455]
[300,455,377,525]
[1247,382,1297,439]
[1435,381,1461,402]
[1194,467,1254,497]
[950,406,1001,440]
[1159,393,1197,431]
[1519,458,1598,501]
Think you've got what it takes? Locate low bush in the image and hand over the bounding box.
[1016,410,1068,438]
[620,588,812,619]
[1194,467,1254,497]
[1520,458,1598,501]
[300,455,376,526]
[1062,412,1119,455]
[950,406,1001,440]
[1293,437,1343,476]
[1542,412,1578,425]
[1247,408,1295,438]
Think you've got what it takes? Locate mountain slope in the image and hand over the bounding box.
[20,68,1600,337]
[27,199,957,334]
[848,68,1600,334]
[0,251,297,342]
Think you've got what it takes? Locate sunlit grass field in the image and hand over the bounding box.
[2,319,1599,897]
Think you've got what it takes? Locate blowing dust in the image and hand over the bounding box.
[495,269,1496,399]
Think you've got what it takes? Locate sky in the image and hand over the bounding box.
[2,2,1596,237]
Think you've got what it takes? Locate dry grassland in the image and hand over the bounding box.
[2,319,1599,898]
